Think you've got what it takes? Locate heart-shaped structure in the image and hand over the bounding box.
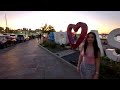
[67,22,88,49]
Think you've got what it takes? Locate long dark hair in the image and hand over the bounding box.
[84,32,100,59]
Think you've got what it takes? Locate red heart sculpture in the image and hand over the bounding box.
[67,22,88,49]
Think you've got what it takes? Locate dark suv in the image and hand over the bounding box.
[17,35,26,43]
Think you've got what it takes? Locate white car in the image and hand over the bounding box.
[24,35,29,41]
[10,34,17,42]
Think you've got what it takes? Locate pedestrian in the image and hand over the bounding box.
[37,34,42,43]
[77,32,101,79]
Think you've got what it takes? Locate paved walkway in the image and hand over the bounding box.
[0,39,80,79]
[55,50,76,57]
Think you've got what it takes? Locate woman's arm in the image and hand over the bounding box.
[94,51,101,79]
[95,57,100,74]
[77,45,84,68]
[77,53,83,73]
[77,54,83,67]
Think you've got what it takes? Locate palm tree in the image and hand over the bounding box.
[41,24,48,33]
[47,25,56,33]
[40,24,56,34]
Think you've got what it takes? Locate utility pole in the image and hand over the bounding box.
[5,13,8,33]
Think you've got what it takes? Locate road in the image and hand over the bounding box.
[0,39,80,79]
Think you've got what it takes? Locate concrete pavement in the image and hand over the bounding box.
[0,39,80,79]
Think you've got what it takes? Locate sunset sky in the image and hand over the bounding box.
[0,11,120,34]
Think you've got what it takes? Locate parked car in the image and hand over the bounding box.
[0,35,7,49]
[28,35,32,40]
[28,35,34,40]
[16,34,26,43]
[5,35,13,46]
[10,34,17,44]
[24,35,29,41]
[3,33,16,46]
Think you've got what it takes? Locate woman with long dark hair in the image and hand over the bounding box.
[77,32,101,79]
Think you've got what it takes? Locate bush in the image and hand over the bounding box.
[49,41,57,48]
[100,56,120,79]
[41,40,57,49]
[60,44,65,48]
[66,43,70,46]
[42,40,49,47]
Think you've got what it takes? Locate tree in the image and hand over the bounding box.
[0,27,4,33]
[40,24,56,34]
[47,25,56,33]
[41,24,48,33]
[5,27,9,33]
[14,30,18,34]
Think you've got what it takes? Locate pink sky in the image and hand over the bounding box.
[0,11,120,34]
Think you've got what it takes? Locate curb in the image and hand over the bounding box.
[39,45,77,70]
